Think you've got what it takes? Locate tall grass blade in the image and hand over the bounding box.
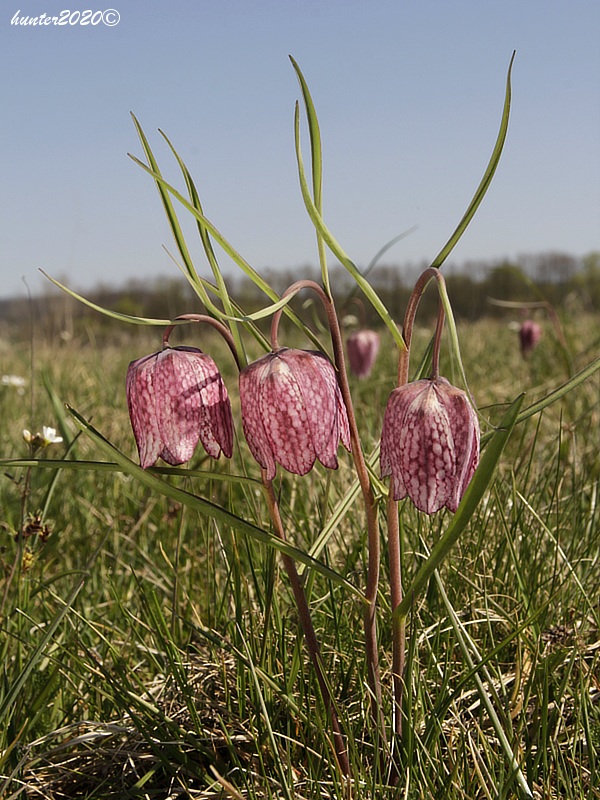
[0,540,103,726]
[289,56,330,295]
[434,570,534,799]
[431,52,515,269]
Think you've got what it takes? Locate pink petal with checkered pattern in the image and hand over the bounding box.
[126,346,233,469]
[126,352,163,469]
[239,348,350,480]
[381,378,479,514]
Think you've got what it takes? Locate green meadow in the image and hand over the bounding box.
[0,307,598,799]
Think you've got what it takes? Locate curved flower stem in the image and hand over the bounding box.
[398,266,446,385]
[262,472,350,777]
[272,280,385,736]
[163,313,241,370]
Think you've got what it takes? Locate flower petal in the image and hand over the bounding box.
[436,379,480,512]
[380,378,480,514]
[259,353,316,476]
[347,330,380,378]
[381,385,414,501]
[153,348,203,465]
[290,350,345,470]
[239,348,349,479]
[126,353,163,469]
[239,356,278,480]
[170,347,233,460]
[399,382,456,514]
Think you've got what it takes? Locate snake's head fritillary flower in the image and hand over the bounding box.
[347,329,380,379]
[380,377,480,514]
[126,346,233,469]
[239,348,351,481]
[519,320,542,357]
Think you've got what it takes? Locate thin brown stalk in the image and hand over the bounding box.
[262,473,350,777]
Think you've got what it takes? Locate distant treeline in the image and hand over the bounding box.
[1,251,599,343]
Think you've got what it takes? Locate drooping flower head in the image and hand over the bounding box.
[519,319,542,357]
[381,377,480,514]
[239,347,351,481]
[346,329,380,379]
[126,345,233,469]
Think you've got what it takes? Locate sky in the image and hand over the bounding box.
[1,0,599,300]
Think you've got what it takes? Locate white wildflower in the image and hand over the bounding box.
[23,426,63,449]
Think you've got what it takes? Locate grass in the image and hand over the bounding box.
[0,310,598,799]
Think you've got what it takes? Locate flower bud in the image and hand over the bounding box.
[239,348,351,480]
[126,346,233,469]
[381,377,479,514]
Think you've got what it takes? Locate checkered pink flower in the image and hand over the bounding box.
[347,329,380,379]
[381,377,480,514]
[239,348,351,480]
[126,346,233,469]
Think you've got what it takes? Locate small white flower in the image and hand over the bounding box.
[23,426,63,449]
[41,427,63,445]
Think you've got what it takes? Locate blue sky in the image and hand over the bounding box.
[1,0,599,299]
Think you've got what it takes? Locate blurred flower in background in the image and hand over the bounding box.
[519,319,542,357]
[346,329,381,379]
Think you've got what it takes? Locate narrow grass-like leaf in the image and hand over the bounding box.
[158,127,249,364]
[0,458,260,487]
[515,490,599,626]
[480,356,600,446]
[238,630,294,800]
[39,272,172,325]
[130,114,205,297]
[219,292,297,323]
[341,228,418,309]
[431,52,515,269]
[0,541,103,725]
[293,103,405,350]
[289,56,330,295]
[394,392,524,621]
[66,405,364,597]
[302,446,381,572]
